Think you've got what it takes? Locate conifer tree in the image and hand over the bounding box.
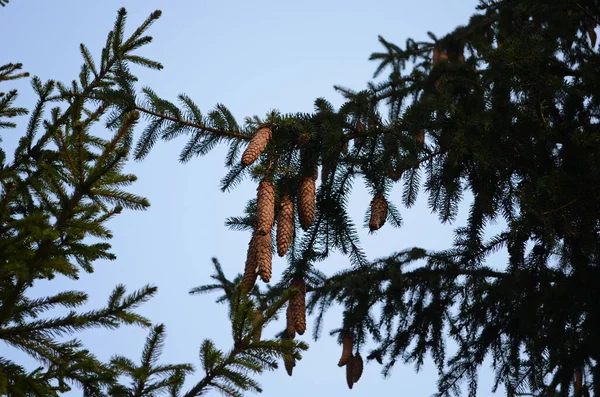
[104,1,597,396]
[1,5,306,396]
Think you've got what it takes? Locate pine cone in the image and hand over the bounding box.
[321,164,329,184]
[241,126,272,166]
[345,353,355,389]
[312,165,318,181]
[241,236,258,292]
[290,277,306,335]
[337,333,353,367]
[252,310,263,343]
[342,140,349,154]
[387,166,403,182]
[432,45,448,64]
[575,368,583,395]
[286,301,296,339]
[283,353,295,376]
[351,354,363,383]
[369,194,388,232]
[276,194,294,257]
[298,176,316,230]
[255,234,272,283]
[416,129,425,146]
[587,23,597,48]
[297,133,310,147]
[256,179,275,235]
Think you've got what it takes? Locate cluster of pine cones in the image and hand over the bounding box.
[239,125,390,386]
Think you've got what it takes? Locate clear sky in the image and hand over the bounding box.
[1,1,507,396]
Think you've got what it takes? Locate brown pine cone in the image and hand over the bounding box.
[256,179,275,235]
[342,140,349,154]
[286,301,296,339]
[337,333,353,367]
[241,126,272,166]
[351,354,363,383]
[432,45,448,64]
[276,194,294,257]
[290,277,306,335]
[369,194,388,232]
[298,176,316,231]
[297,133,310,147]
[387,166,403,182]
[252,310,263,343]
[345,353,355,389]
[575,368,583,395]
[312,165,318,181]
[241,236,258,292]
[416,129,425,145]
[255,233,272,283]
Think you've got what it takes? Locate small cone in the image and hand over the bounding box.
[338,333,353,367]
[346,354,355,389]
[387,166,403,182]
[369,194,388,232]
[297,133,310,147]
[351,354,364,383]
[252,310,263,343]
[255,234,272,283]
[286,301,296,339]
[241,126,272,166]
[587,24,597,48]
[312,165,318,181]
[283,353,295,376]
[290,277,306,335]
[321,164,330,184]
[276,195,294,257]
[298,177,316,230]
[241,236,258,292]
[416,129,425,146]
[342,140,349,154]
[432,45,448,64]
[575,368,583,395]
[256,179,275,235]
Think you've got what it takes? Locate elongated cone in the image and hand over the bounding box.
[241,236,258,292]
[276,195,294,257]
[369,194,388,232]
[298,176,316,230]
[241,126,272,166]
[290,277,306,335]
[416,129,425,146]
[342,140,349,154]
[321,164,329,184]
[252,310,263,343]
[255,234,272,283]
[575,368,583,395]
[312,165,318,181]
[351,354,364,383]
[256,179,275,235]
[283,353,295,376]
[346,354,355,389]
[286,301,296,339]
[588,24,597,48]
[338,333,353,367]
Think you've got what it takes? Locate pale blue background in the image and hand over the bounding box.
[2,1,508,396]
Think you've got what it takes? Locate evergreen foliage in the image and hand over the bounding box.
[1,5,306,396]
[4,0,600,396]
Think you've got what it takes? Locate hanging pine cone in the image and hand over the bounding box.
[351,354,363,383]
[321,164,329,184]
[338,333,353,367]
[290,277,306,335]
[575,368,583,395]
[255,234,272,283]
[345,353,355,389]
[241,126,272,166]
[298,176,316,230]
[252,310,263,343]
[387,165,403,182]
[283,353,295,376]
[416,129,425,146]
[256,179,275,235]
[297,133,310,147]
[342,140,349,154]
[432,45,448,64]
[276,194,294,257]
[369,194,388,232]
[587,23,597,48]
[241,236,258,292]
[312,165,318,181]
[286,301,296,339]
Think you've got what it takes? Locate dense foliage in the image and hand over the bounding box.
[2,0,600,396]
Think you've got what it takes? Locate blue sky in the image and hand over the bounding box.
[1,1,509,396]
